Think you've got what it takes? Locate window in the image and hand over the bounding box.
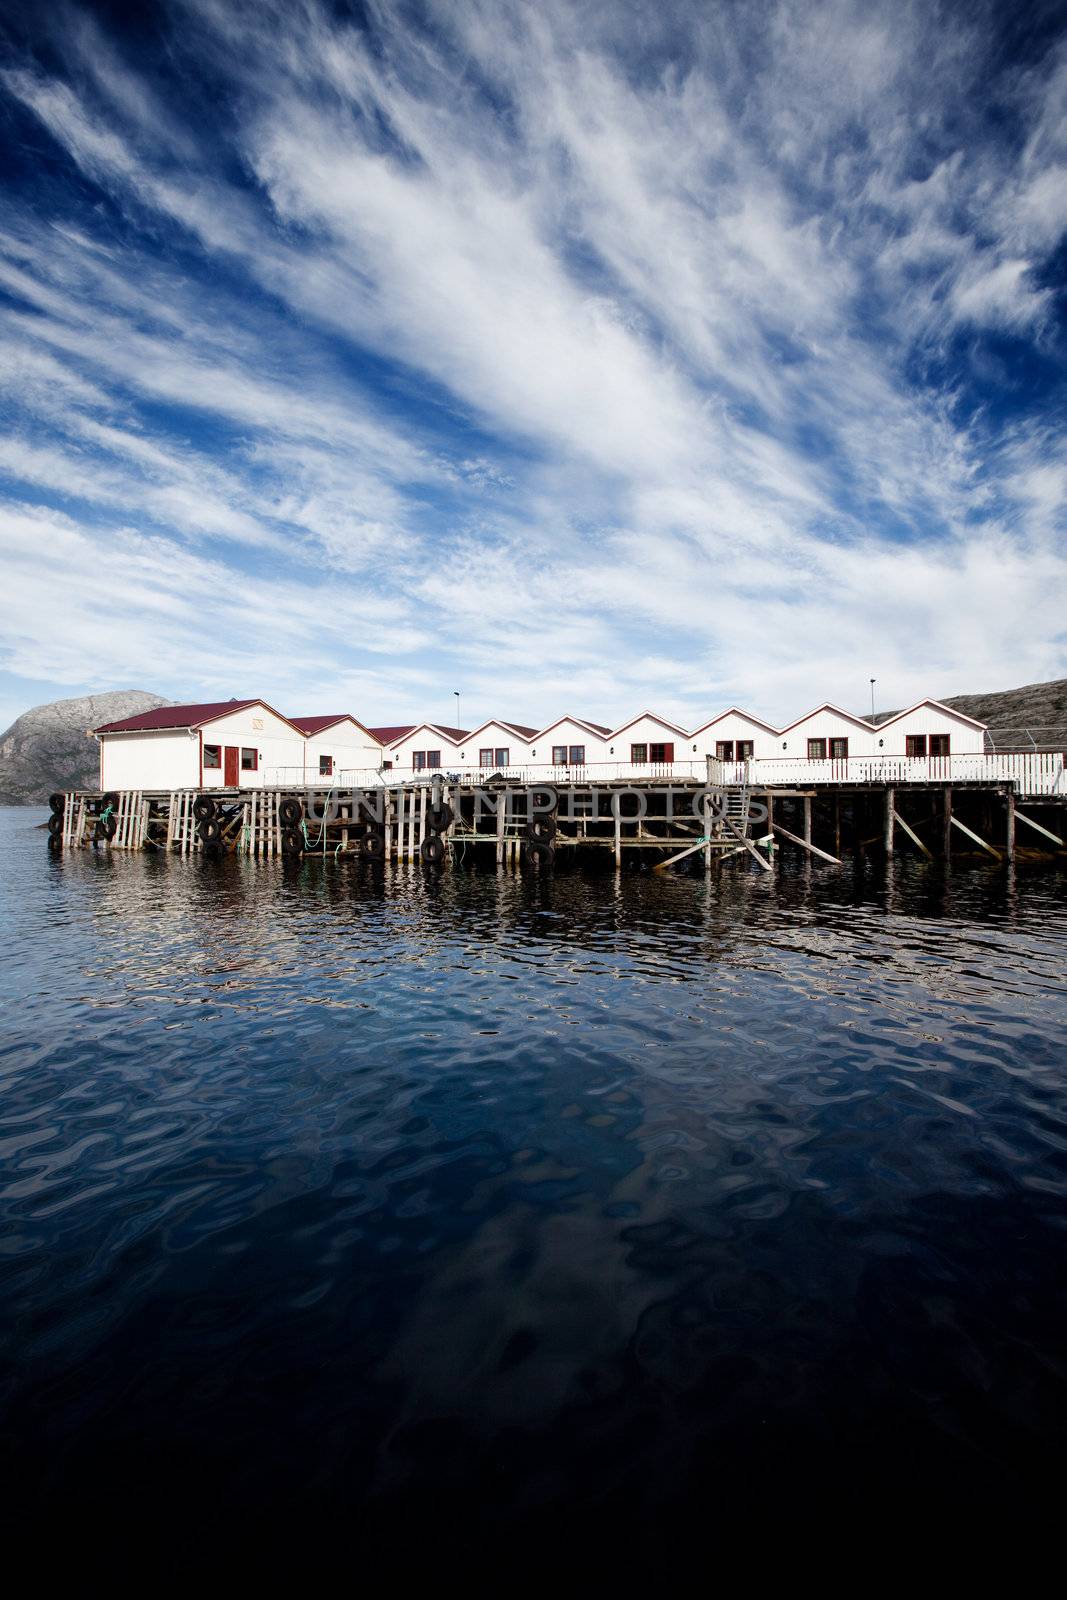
[552,745,568,764]
[495,748,509,767]
[203,744,221,769]
[737,740,754,761]
[568,745,585,765]
[829,737,848,759]
[906,735,927,758]
[929,734,950,757]
[716,740,734,761]
[631,743,647,763]
[807,738,827,760]
[319,755,334,776]
[427,750,441,768]
[479,749,494,767]
[382,760,393,770]
[649,742,673,763]
[412,751,426,770]
[241,747,258,771]
[412,751,439,770]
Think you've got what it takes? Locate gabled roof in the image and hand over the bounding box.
[531,714,611,742]
[367,724,416,745]
[291,714,380,742]
[689,707,780,737]
[871,697,987,732]
[95,698,304,735]
[776,701,880,736]
[380,722,470,749]
[608,710,691,740]
[464,718,538,742]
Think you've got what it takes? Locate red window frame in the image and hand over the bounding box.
[737,740,754,760]
[630,743,648,762]
[649,742,673,763]
[906,735,927,757]
[829,737,848,759]
[319,755,334,776]
[552,744,568,764]
[240,747,258,771]
[203,743,221,769]
[807,738,826,760]
[568,745,585,765]
[716,740,734,761]
[495,748,509,767]
[479,749,494,767]
[929,734,950,757]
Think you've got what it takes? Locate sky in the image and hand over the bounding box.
[0,0,1065,735]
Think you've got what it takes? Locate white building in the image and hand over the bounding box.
[291,716,384,781]
[94,694,992,791]
[95,699,308,791]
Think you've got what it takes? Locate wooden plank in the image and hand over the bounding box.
[884,786,894,856]
[771,822,842,865]
[653,833,711,871]
[892,809,933,859]
[949,814,1002,859]
[1014,808,1065,847]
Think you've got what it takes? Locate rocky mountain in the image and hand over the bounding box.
[0,691,171,806]
[874,678,1067,748]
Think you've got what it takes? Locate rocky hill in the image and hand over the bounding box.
[874,678,1067,748]
[0,691,170,805]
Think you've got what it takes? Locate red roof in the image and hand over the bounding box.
[428,725,471,742]
[289,714,379,740]
[367,724,416,745]
[95,699,260,734]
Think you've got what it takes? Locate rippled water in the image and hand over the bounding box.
[2,806,1066,1561]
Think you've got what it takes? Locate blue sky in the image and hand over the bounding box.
[0,0,1064,734]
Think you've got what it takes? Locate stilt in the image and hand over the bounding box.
[884,787,895,856]
[496,789,506,864]
[803,796,812,848]
[943,787,952,857]
[1006,790,1015,860]
[614,804,622,868]
[833,795,841,857]
[892,808,933,859]
[949,814,1002,859]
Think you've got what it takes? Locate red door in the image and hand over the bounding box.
[224,746,239,786]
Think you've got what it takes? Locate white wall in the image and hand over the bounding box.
[100,730,199,791]
[875,703,985,755]
[307,721,384,781]
[385,726,465,772]
[459,722,535,772]
[526,719,608,773]
[690,712,780,761]
[198,705,306,786]
[777,708,877,759]
[605,715,689,769]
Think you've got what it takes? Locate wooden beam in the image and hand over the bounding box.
[949,814,1001,859]
[653,833,711,871]
[724,815,773,871]
[884,786,895,855]
[771,822,842,865]
[1014,808,1065,847]
[892,809,933,859]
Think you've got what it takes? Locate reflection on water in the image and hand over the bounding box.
[1,808,1066,1559]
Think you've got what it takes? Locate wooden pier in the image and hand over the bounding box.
[45,767,1067,870]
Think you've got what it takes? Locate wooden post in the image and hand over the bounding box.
[884,787,895,856]
[943,787,952,858]
[1006,790,1015,861]
[834,794,841,857]
[496,789,506,864]
[803,796,812,848]
[703,791,712,870]
[614,802,622,868]
[384,789,393,861]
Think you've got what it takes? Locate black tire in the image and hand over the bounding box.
[193,796,217,823]
[101,793,120,812]
[525,838,555,866]
[525,815,557,843]
[49,792,65,815]
[47,812,63,835]
[48,833,62,852]
[420,833,445,864]
[529,784,559,816]
[426,802,454,833]
[363,830,386,859]
[279,797,302,826]
[197,819,221,845]
[94,817,116,843]
[281,828,302,856]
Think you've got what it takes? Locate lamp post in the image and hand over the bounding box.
[454,691,460,729]
[870,678,876,720]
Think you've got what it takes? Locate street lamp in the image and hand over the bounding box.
[870,678,877,720]
[453,690,460,729]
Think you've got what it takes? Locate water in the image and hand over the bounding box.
[2,807,1066,1562]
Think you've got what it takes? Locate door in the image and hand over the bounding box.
[224,745,239,786]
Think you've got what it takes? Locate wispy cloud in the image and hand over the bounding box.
[0,0,1063,732]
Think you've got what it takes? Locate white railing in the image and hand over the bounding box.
[329,752,1067,798]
